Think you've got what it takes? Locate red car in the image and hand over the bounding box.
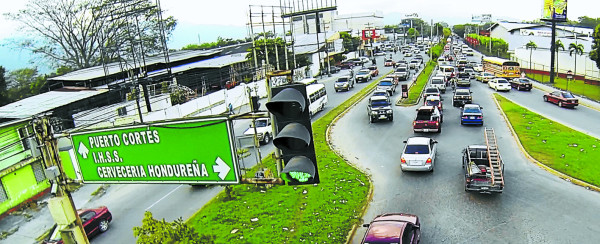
[44,206,113,243]
[361,213,421,244]
[384,59,396,67]
[543,91,578,108]
[368,65,380,77]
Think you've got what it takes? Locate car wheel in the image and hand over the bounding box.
[437,127,442,133]
[558,101,563,107]
[543,96,548,102]
[262,133,271,144]
[99,219,110,233]
[516,86,521,91]
[495,87,498,92]
[389,115,393,121]
[369,116,374,123]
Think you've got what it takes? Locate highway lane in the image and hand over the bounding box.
[85,48,423,244]
[333,63,600,243]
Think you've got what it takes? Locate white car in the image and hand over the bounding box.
[243,118,273,145]
[488,78,511,91]
[401,137,438,172]
[473,64,483,72]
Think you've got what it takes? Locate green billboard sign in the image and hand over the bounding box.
[70,118,240,184]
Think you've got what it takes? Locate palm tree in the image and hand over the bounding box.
[525,41,537,70]
[569,43,585,79]
[555,40,565,73]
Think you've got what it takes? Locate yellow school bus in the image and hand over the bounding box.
[482,57,520,79]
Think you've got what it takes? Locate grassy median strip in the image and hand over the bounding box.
[398,61,436,105]
[495,94,600,187]
[526,73,600,101]
[185,72,391,242]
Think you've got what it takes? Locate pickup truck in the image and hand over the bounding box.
[377,78,397,96]
[413,106,443,133]
[367,96,394,123]
[456,71,471,87]
[394,66,410,81]
[335,76,355,92]
[243,118,273,145]
[453,88,472,107]
[462,128,504,193]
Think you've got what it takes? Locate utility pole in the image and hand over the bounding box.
[34,117,89,244]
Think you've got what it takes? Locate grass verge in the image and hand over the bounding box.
[398,61,436,105]
[185,71,391,243]
[526,73,600,101]
[494,94,600,187]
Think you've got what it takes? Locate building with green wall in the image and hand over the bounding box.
[0,119,49,216]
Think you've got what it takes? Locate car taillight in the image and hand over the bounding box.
[426,158,432,164]
[435,122,439,126]
[413,121,416,126]
[462,116,468,119]
[401,158,406,164]
[477,116,483,119]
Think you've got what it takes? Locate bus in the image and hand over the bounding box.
[482,57,521,79]
[306,83,328,116]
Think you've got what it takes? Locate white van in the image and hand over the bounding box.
[439,65,456,79]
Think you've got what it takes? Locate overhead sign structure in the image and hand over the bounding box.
[70,118,240,184]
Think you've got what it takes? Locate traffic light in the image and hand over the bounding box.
[266,84,319,185]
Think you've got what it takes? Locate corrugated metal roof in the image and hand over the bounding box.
[0,87,108,119]
[170,52,250,72]
[48,49,221,82]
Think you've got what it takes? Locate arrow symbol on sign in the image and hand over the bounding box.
[78,142,90,159]
[213,157,230,180]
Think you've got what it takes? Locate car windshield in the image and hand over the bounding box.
[396,68,407,72]
[379,81,392,86]
[562,92,575,98]
[519,79,530,83]
[373,92,386,96]
[337,78,348,82]
[464,107,481,113]
[385,59,393,62]
[371,100,389,107]
[456,91,470,96]
[425,88,438,93]
[358,71,369,75]
[485,73,493,76]
[426,100,440,106]
[405,144,430,154]
[498,79,508,83]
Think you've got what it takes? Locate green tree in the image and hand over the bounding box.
[340,31,360,53]
[5,68,46,101]
[589,24,600,71]
[577,16,600,28]
[407,28,419,42]
[133,211,215,244]
[0,66,8,106]
[526,41,538,70]
[569,42,585,77]
[555,40,565,73]
[5,0,177,69]
[442,28,451,39]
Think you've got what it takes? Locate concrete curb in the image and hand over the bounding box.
[325,70,393,244]
[492,94,600,193]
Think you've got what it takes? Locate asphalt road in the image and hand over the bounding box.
[84,48,426,243]
[334,44,600,243]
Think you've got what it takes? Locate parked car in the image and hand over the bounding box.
[475,72,495,83]
[488,78,511,91]
[543,91,579,108]
[368,65,380,77]
[44,206,112,244]
[509,78,533,91]
[401,137,438,172]
[453,88,472,107]
[355,69,372,83]
[461,104,484,125]
[339,61,355,69]
[321,65,341,75]
[243,118,273,145]
[360,213,421,244]
[368,96,394,122]
[335,76,354,92]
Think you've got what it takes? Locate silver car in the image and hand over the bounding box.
[400,137,438,172]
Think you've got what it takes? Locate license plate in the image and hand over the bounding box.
[481,187,489,190]
[423,129,429,132]
[470,116,475,119]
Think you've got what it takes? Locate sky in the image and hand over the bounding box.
[1,0,600,73]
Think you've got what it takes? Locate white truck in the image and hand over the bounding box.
[243,118,273,145]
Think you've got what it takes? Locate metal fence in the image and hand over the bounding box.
[511,56,600,82]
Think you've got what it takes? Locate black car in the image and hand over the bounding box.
[321,66,341,75]
[510,78,533,91]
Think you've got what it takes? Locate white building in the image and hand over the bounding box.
[290,32,344,76]
[291,11,384,36]
[490,22,598,77]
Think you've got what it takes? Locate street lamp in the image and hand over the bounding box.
[566,70,573,91]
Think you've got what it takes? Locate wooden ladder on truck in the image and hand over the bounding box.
[484,128,504,187]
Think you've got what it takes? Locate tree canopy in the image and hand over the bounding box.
[589,24,600,70]
[5,0,177,70]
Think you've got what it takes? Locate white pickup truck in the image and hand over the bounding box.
[243,118,273,145]
[429,76,447,93]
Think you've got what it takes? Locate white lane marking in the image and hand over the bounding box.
[145,185,183,210]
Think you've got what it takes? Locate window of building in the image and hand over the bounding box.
[0,182,8,203]
[17,125,34,150]
[32,161,46,183]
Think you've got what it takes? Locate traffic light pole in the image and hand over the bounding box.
[34,117,89,244]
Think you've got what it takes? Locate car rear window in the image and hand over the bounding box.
[380,81,392,86]
[337,77,348,82]
[426,100,440,106]
[562,92,575,98]
[405,144,430,154]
